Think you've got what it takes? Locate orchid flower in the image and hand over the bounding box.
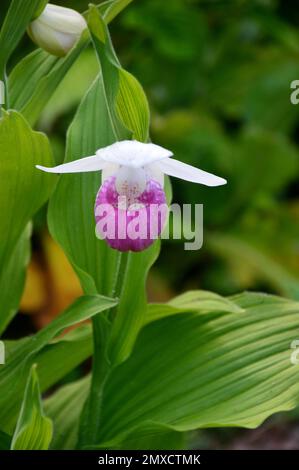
[37,140,227,252]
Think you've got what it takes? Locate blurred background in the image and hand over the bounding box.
[1,0,299,449]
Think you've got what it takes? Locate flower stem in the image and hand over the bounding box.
[78,251,129,447]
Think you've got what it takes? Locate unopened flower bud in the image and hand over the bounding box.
[27,3,87,57]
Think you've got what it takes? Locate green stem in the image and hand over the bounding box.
[78,252,129,447]
[109,251,129,317]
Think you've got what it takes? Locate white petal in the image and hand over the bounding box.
[157,158,227,187]
[36,155,106,174]
[96,140,173,168]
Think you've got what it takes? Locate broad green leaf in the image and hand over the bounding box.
[35,324,93,393]
[45,376,90,450]
[0,295,116,433]
[0,225,31,335]
[11,365,52,450]
[110,424,185,451]
[45,374,184,450]
[0,0,48,76]
[0,110,54,269]
[95,292,299,446]
[9,0,134,127]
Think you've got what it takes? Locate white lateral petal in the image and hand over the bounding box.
[96,140,173,168]
[36,155,106,174]
[157,158,227,187]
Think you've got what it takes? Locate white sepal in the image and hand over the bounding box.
[36,155,106,174]
[157,158,227,187]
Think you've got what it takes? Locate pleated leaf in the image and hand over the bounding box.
[95,292,299,446]
[45,376,90,450]
[11,365,52,450]
[145,290,244,325]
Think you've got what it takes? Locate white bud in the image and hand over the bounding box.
[27,3,87,57]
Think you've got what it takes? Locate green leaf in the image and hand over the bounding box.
[88,4,149,142]
[9,39,88,127]
[11,365,52,450]
[9,51,56,112]
[0,110,54,269]
[45,374,184,450]
[0,0,48,76]
[0,295,116,433]
[98,0,134,25]
[145,290,244,325]
[0,225,31,335]
[44,376,90,450]
[95,292,299,446]
[110,424,185,451]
